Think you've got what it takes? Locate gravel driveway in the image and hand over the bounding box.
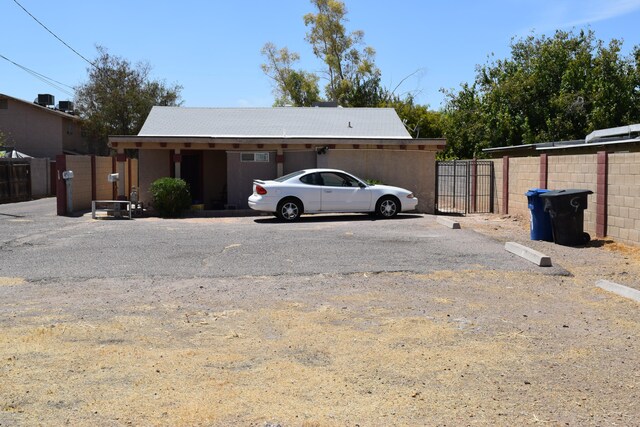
[1,199,638,426]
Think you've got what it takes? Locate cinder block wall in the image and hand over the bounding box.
[65,156,92,211]
[547,154,598,236]
[508,157,540,217]
[487,151,639,246]
[95,157,114,200]
[607,152,640,243]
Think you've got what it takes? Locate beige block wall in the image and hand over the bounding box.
[95,156,114,200]
[66,155,92,211]
[139,150,170,207]
[607,152,640,244]
[547,154,598,236]
[507,157,540,218]
[323,149,436,213]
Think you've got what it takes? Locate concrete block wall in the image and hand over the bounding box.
[56,154,138,215]
[607,152,640,243]
[547,154,598,236]
[65,156,93,211]
[488,151,639,246]
[95,156,114,200]
[508,157,540,217]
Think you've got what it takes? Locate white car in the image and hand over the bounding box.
[248,168,418,221]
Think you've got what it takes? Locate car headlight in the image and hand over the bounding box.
[406,193,415,199]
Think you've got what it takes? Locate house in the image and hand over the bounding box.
[108,106,445,213]
[0,93,89,159]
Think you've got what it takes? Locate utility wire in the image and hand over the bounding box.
[1,53,75,97]
[12,0,96,68]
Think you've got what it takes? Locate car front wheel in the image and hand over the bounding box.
[277,199,302,221]
[376,196,399,218]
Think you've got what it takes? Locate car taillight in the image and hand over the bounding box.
[256,185,267,195]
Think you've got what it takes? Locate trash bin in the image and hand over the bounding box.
[539,189,593,246]
[525,189,553,241]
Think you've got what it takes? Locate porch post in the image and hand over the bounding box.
[116,149,126,200]
[173,149,182,179]
[276,148,284,177]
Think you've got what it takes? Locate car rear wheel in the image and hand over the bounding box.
[376,196,399,218]
[277,198,302,221]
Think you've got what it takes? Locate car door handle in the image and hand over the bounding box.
[324,190,332,193]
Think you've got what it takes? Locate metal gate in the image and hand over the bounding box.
[0,161,31,204]
[435,160,494,214]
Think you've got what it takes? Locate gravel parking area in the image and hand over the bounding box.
[1,200,639,426]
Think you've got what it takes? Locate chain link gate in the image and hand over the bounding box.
[435,160,494,214]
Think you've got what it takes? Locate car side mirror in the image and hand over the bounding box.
[358,182,366,188]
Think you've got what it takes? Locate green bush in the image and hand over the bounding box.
[149,177,191,218]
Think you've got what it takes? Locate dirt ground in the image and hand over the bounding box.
[1,214,639,426]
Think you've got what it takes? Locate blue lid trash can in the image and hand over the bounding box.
[526,189,553,241]
[539,189,593,246]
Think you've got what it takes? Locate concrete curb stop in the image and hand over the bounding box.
[596,280,640,303]
[505,242,552,267]
[436,217,461,229]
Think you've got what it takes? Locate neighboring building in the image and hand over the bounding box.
[109,106,445,213]
[0,93,89,159]
[483,124,640,157]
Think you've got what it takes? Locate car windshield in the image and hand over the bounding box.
[274,170,306,183]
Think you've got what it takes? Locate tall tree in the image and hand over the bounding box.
[303,0,378,105]
[442,29,640,159]
[75,46,183,154]
[260,42,320,106]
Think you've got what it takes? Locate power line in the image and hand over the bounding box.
[0,53,75,97]
[12,0,95,68]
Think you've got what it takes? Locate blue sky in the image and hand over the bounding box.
[3,0,640,110]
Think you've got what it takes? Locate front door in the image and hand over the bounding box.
[181,151,203,204]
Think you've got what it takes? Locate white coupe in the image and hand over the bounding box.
[248,168,418,221]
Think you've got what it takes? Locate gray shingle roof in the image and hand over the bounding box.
[138,106,411,139]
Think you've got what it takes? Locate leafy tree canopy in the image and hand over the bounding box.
[442,29,640,159]
[260,0,444,139]
[75,46,183,154]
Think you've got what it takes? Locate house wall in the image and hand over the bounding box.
[139,149,170,207]
[226,151,277,209]
[203,151,227,208]
[322,149,436,213]
[60,117,87,154]
[284,150,317,174]
[0,98,63,158]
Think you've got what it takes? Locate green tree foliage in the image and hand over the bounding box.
[303,0,378,105]
[442,29,640,159]
[75,46,183,154]
[260,42,320,106]
[260,0,444,139]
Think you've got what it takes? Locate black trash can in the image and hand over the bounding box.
[539,189,593,246]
